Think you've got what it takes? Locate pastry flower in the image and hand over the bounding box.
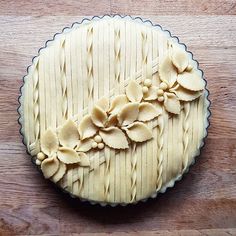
[78,80,162,150]
[36,120,90,181]
[142,46,205,114]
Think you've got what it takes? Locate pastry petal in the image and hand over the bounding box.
[79,115,98,140]
[41,155,59,179]
[91,105,108,128]
[170,84,202,101]
[159,55,177,87]
[99,127,129,149]
[126,80,143,102]
[76,138,94,152]
[58,119,80,148]
[41,128,59,156]
[124,122,152,142]
[57,147,80,164]
[96,97,109,112]
[106,113,119,127]
[143,86,158,101]
[171,47,189,73]
[164,92,181,114]
[117,102,139,126]
[138,102,161,122]
[51,161,66,183]
[109,95,129,115]
[177,71,205,91]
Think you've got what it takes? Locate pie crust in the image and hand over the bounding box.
[18,15,210,205]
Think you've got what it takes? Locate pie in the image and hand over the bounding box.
[18,16,210,205]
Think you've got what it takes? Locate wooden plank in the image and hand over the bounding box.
[0,0,235,15]
[0,16,236,49]
[48,198,236,233]
[0,0,111,16]
[111,0,236,15]
[63,229,236,235]
[0,204,60,235]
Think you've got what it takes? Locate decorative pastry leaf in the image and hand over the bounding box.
[41,155,59,179]
[124,122,152,142]
[91,105,108,128]
[96,97,109,112]
[106,113,118,127]
[57,147,80,164]
[99,127,129,149]
[78,153,90,167]
[117,102,139,126]
[177,71,205,91]
[79,115,98,140]
[126,80,143,102]
[143,86,158,101]
[152,101,164,112]
[171,47,189,73]
[164,92,181,114]
[76,138,94,152]
[138,102,161,122]
[170,84,202,101]
[58,119,80,148]
[41,128,59,156]
[159,55,177,87]
[51,161,66,183]
[109,95,129,115]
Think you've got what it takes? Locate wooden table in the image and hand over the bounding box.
[0,1,236,235]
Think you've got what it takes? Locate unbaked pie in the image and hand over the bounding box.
[18,15,210,205]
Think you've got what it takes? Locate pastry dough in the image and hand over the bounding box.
[19,16,210,205]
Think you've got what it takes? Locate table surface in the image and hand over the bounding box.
[0,1,236,235]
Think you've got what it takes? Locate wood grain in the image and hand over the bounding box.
[0,0,235,15]
[111,0,236,15]
[0,0,236,235]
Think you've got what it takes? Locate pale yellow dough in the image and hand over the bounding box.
[20,16,209,205]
